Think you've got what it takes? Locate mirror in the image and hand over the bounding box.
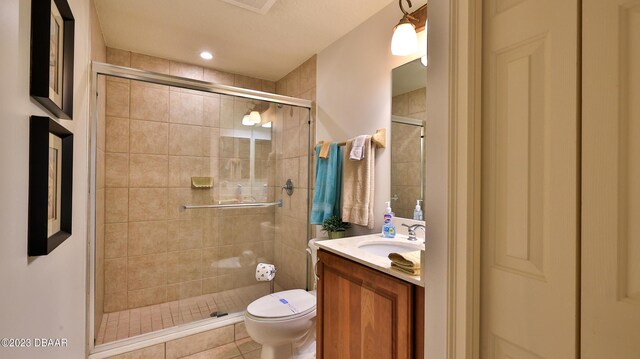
[391,58,427,219]
[218,96,274,204]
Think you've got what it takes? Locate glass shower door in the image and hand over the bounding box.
[94,70,310,346]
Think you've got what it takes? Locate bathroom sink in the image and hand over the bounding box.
[357,239,423,258]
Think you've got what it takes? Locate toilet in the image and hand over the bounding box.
[244,289,317,359]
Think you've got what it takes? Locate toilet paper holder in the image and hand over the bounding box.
[256,263,278,293]
[269,267,277,294]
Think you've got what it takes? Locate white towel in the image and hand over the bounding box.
[349,135,369,161]
[342,137,375,229]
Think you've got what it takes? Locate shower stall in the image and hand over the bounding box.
[89,63,311,350]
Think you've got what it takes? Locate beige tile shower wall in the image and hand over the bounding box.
[106,47,276,91]
[391,87,425,219]
[273,55,316,290]
[103,48,277,313]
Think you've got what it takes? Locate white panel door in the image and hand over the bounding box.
[481,0,579,356]
[582,0,640,357]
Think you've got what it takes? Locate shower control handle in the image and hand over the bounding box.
[282,179,294,196]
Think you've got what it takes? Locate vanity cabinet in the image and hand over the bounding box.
[316,249,424,359]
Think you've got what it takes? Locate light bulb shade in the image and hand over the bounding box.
[391,21,418,56]
[249,111,262,124]
[262,121,272,128]
[242,115,253,126]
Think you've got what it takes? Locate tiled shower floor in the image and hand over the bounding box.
[96,283,273,345]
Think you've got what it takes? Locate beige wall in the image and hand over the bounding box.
[101,48,278,313]
[316,3,425,235]
[0,0,93,357]
[273,55,316,290]
[391,87,425,218]
[422,0,451,356]
[314,3,449,357]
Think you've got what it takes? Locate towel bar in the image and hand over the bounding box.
[316,128,386,149]
[181,201,281,210]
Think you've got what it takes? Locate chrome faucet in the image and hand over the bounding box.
[401,224,426,241]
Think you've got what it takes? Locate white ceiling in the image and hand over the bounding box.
[95,0,412,81]
[392,57,427,96]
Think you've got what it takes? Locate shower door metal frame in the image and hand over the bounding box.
[86,61,312,357]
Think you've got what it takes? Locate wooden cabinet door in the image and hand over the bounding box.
[317,250,416,359]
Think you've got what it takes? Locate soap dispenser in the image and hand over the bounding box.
[413,200,423,221]
[382,201,396,238]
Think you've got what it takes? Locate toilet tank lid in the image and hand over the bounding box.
[247,289,316,318]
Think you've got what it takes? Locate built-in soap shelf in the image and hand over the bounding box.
[191,177,213,189]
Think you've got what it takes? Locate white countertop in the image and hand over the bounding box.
[314,234,425,287]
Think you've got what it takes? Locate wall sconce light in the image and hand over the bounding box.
[242,114,253,126]
[391,0,428,56]
[242,112,262,126]
[249,111,262,124]
[242,103,270,126]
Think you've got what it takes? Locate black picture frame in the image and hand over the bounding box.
[29,116,73,256]
[30,0,75,120]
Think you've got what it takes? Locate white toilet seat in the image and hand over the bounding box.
[245,306,316,323]
[246,289,316,319]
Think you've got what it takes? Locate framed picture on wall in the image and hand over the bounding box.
[29,116,73,256]
[30,0,75,120]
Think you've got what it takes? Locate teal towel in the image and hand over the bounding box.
[311,143,343,225]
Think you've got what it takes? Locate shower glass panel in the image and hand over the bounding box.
[94,73,310,346]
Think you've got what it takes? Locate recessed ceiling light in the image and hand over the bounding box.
[200,51,213,60]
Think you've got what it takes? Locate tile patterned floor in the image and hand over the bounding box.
[180,338,262,359]
[96,283,271,345]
